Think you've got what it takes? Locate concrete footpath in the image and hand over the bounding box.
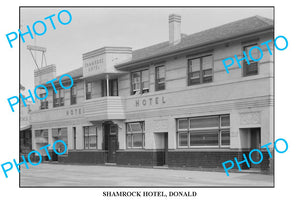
[20,163,273,187]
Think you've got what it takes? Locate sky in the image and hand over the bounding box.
[20,7,273,90]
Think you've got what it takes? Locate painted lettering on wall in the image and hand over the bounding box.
[135,96,166,107]
[84,56,104,73]
[66,107,83,116]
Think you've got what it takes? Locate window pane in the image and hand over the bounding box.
[190,71,200,79]
[190,116,219,128]
[126,135,132,148]
[178,132,188,146]
[142,70,149,82]
[202,55,212,70]
[156,66,165,79]
[84,127,89,136]
[59,89,64,98]
[84,136,89,148]
[221,115,230,127]
[142,70,149,93]
[221,131,230,146]
[178,119,188,129]
[89,126,97,135]
[245,45,259,61]
[190,131,219,146]
[43,129,48,138]
[60,128,68,136]
[190,58,200,72]
[203,69,213,83]
[132,133,143,148]
[89,136,97,149]
[71,86,77,95]
[130,123,143,132]
[126,123,131,133]
[52,128,59,137]
[35,130,42,137]
[155,66,165,91]
[87,83,92,92]
[132,72,141,94]
[203,69,212,77]
[142,81,149,90]
[53,91,57,99]
[246,62,258,74]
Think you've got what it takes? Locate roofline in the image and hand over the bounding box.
[115,27,273,70]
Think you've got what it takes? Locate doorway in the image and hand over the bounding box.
[154,132,168,166]
[103,122,118,163]
[250,128,261,168]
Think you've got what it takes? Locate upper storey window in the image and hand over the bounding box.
[188,55,213,86]
[155,65,166,91]
[53,88,64,108]
[86,82,92,100]
[70,84,77,105]
[131,70,149,95]
[243,44,259,76]
[39,88,48,110]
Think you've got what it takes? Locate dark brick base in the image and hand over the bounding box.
[34,149,271,171]
[116,150,165,166]
[58,151,107,164]
[168,150,271,170]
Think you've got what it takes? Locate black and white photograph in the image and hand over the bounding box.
[19,7,274,187]
[2,1,300,212]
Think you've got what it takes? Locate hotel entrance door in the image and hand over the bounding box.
[103,122,118,163]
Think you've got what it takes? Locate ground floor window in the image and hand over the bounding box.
[177,115,230,148]
[126,121,145,149]
[52,128,68,153]
[35,129,49,143]
[84,126,98,149]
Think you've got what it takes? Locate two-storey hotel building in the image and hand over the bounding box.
[30,14,274,171]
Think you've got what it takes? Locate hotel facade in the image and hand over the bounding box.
[28,14,274,171]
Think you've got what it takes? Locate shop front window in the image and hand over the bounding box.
[52,128,68,154]
[177,115,230,148]
[126,122,145,149]
[84,126,98,149]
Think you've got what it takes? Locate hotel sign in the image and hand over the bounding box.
[83,55,105,76]
[66,107,84,116]
[135,96,166,107]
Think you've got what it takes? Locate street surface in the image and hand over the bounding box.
[20,163,273,187]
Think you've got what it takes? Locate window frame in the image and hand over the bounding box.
[70,84,77,105]
[187,54,213,86]
[131,70,149,95]
[86,82,92,100]
[53,88,65,108]
[155,65,166,91]
[83,126,98,150]
[177,115,230,148]
[126,121,145,149]
[243,43,259,77]
[40,92,48,110]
